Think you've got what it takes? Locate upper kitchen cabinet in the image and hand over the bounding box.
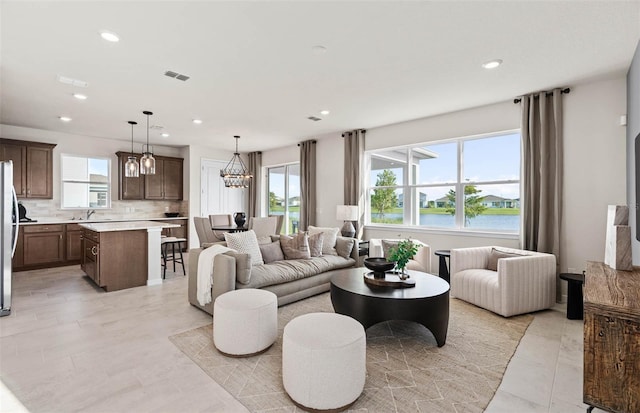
[116,152,183,200]
[0,138,56,199]
[116,151,145,200]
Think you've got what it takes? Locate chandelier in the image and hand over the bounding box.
[220,135,252,188]
[140,110,156,175]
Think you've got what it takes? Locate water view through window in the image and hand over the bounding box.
[368,132,520,232]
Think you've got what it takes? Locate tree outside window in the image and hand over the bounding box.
[370,169,398,220]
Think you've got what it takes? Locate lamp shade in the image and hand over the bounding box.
[336,205,358,221]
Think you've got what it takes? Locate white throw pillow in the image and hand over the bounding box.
[224,230,264,266]
[308,225,340,256]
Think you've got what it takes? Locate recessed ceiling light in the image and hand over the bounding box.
[192,119,203,124]
[312,45,327,54]
[73,93,87,100]
[59,116,72,122]
[161,133,170,138]
[320,110,330,116]
[99,30,120,42]
[482,59,503,69]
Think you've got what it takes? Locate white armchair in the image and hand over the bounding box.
[450,246,556,317]
[368,239,431,272]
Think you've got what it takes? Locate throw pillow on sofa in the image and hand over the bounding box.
[260,241,285,264]
[487,248,526,271]
[224,230,264,266]
[308,225,340,255]
[280,232,311,259]
[308,232,324,257]
[336,237,355,259]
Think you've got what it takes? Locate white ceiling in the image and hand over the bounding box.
[1,1,639,153]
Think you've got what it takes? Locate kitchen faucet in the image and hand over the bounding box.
[86,209,96,220]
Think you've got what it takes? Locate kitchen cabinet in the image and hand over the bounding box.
[115,152,145,200]
[583,261,640,413]
[81,228,148,292]
[115,152,183,200]
[66,223,84,261]
[145,157,183,200]
[0,138,56,199]
[23,224,65,266]
[12,227,24,269]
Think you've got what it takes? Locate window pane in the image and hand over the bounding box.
[62,182,89,208]
[61,155,110,209]
[369,188,403,224]
[462,183,520,231]
[89,158,109,183]
[370,150,404,186]
[414,142,457,184]
[417,186,456,228]
[464,133,520,182]
[90,183,109,208]
[268,166,285,217]
[62,156,89,181]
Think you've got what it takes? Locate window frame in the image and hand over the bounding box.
[60,153,112,210]
[366,130,521,235]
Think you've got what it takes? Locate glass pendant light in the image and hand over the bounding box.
[125,121,140,177]
[140,110,156,175]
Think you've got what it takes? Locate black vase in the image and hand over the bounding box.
[234,212,246,228]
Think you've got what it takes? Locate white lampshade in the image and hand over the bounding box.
[336,205,358,221]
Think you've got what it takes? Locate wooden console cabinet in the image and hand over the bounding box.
[584,261,640,413]
[0,138,56,199]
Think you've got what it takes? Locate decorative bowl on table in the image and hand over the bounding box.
[364,257,396,278]
[164,212,180,218]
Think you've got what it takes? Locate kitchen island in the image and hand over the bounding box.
[79,221,179,292]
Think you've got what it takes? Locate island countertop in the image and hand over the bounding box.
[78,220,180,232]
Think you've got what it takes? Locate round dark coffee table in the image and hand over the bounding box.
[330,268,450,347]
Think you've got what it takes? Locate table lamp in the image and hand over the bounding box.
[336,205,358,238]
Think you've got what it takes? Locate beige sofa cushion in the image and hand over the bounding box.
[260,241,285,264]
[280,233,311,259]
[308,226,340,255]
[487,248,526,271]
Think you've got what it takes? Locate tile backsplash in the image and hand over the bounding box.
[20,199,189,220]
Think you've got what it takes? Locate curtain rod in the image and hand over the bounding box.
[341,129,367,137]
[297,140,317,147]
[513,88,570,104]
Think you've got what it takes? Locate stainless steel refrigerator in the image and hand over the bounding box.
[1,161,19,317]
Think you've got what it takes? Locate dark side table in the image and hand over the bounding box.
[434,250,451,283]
[559,272,585,320]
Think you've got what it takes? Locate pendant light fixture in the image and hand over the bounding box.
[220,135,252,188]
[140,110,156,175]
[125,121,139,177]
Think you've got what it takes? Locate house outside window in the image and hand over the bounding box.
[367,131,520,233]
[267,163,300,234]
[61,154,111,209]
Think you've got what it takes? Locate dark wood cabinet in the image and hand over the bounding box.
[0,138,55,199]
[66,223,84,262]
[81,229,147,292]
[23,224,65,266]
[116,152,183,200]
[115,152,145,200]
[584,262,640,413]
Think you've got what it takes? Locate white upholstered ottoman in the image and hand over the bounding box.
[282,312,366,411]
[213,289,277,357]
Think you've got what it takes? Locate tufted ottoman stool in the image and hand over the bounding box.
[282,312,366,411]
[213,289,278,357]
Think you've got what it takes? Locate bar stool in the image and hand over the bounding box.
[161,236,186,278]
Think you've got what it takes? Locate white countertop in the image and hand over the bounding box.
[20,216,187,225]
[78,221,180,232]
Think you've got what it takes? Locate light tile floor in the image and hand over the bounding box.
[0,264,600,413]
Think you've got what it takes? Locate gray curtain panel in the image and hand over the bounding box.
[248,151,262,218]
[299,140,316,230]
[343,129,366,238]
[521,88,563,261]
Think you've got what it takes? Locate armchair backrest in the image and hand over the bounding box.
[194,216,220,246]
[248,216,279,238]
[269,214,284,234]
[209,214,233,227]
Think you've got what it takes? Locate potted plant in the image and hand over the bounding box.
[388,239,418,279]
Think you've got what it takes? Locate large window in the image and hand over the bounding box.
[367,131,520,233]
[267,163,300,234]
[61,154,111,209]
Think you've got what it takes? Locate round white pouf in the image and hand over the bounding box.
[213,289,278,357]
[282,312,366,411]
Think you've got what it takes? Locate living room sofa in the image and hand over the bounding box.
[188,234,358,315]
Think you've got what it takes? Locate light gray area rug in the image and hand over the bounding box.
[170,293,532,412]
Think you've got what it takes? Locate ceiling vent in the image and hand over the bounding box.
[57,75,88,87]
[307,116,322,122]
[150,125,164,130]
[164,70,190,81]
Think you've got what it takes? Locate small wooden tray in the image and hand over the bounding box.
[363,272,416,288]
